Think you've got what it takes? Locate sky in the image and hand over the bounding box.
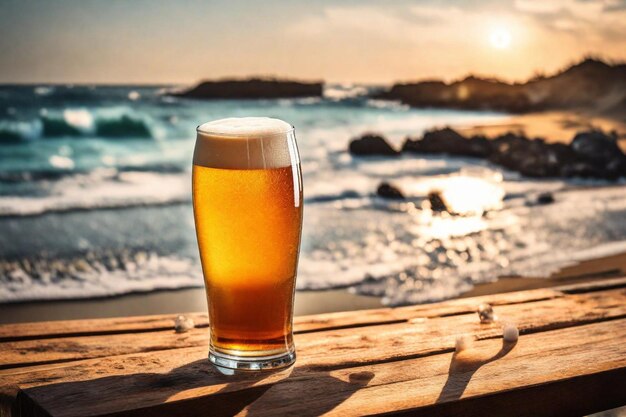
[1,0,625,85]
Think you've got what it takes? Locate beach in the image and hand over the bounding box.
[2,249,625,325]
[1,85,626,323]
[459,111,626,144]
[3,4,626,415]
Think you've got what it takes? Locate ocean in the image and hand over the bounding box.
[1,84,626,305]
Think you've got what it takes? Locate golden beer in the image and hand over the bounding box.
[192,117,303,371]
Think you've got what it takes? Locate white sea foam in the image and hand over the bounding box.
[0,170,190,217]
[297,182,626,305]
[2,88,626,305]
[323,84,369,101]
[0,253,201,303]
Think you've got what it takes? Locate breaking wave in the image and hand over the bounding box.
[0,249,201,303]
[0,109,154,142]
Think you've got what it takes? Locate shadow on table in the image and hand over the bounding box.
[19,358,375,417]
[436,339,517,404]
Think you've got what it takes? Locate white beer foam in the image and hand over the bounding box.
[194,117,296,169]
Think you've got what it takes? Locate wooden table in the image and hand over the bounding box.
[1,277,625,417]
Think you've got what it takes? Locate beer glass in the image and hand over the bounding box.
[192,117,303,371]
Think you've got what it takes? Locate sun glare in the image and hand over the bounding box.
[489,28,512,49]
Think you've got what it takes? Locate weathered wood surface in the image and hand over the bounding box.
[2,288,624,370]
[0,287,558,342]
[1,277,625,417]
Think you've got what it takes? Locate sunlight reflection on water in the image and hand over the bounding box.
[437,175,504,216]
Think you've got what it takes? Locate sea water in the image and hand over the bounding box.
[1,84,625,304]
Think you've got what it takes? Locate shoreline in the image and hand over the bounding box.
[2,250,624,325]
[456,111,626,144]
[1,108,625,325]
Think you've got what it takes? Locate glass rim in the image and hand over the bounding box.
[195,124,295,138]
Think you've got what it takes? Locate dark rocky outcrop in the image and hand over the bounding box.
[171,78,323,99]
[536,192,555,205]
[378,77,531,113]
[359,126,626,180]
[571,130,622,163]
[488,129,626,179]
[565,130,626,179]
[376,182,405,199]
[525,192,556,206]
[487,134,576,177]
[374,58,626,115]
[427,191,449,212]
[349,134,399,156]
[402,127,491,157]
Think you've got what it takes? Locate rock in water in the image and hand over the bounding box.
[403,127,491,157]
[606,157,626,180]
[349,134,399,156]
[376,182,405,199]
[570,130,626,179]
[536,192,555,205]
[171,78,323,99]
[427,190,449,212]
[395,126,625,180]
[571,130,623,163]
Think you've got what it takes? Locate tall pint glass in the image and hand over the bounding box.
[192,117,303,371]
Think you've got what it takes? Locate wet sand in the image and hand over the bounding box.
[460,250,626,298]
[0,287,382,325]
[2,251,624,325]
[457,111,626,147]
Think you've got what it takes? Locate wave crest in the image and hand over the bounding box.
[0,110,154,143]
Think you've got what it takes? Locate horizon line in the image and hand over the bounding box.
[1,55,623,88]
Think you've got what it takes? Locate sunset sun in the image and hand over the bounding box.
[489,28,512,49]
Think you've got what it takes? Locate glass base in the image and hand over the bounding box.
[209,347,296,372]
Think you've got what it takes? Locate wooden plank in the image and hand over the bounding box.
[0,313,210,343]
[0,289,626,369]
[1,288,624,370]
[14,318,626,417]
[3,277,625,344]
[290,288,626,370]
[0,287,562,343]
[4,277,624,344]
[1,287,623,393]
[294,286,562,334]
[1,278,624,416]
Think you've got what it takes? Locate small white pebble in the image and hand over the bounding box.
[503,323,519,343]
[455,334,476,353]
[174,315,195,333]
[477,303,495,323]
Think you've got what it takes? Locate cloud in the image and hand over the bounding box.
[514,0,565,14]
[289,6,437,42]
[283,1,626,83]
[290,4,509,47]
[514,0,626,38]
[578,0,626,12]
[515,0,614,15]
[292,1,626,46]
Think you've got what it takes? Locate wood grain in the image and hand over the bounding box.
[0,287,562,343]
[0,313,210,343]
[15,319,626,417]
[4,277,622,344]
[2,288,623,370]
[1,277,625,417]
